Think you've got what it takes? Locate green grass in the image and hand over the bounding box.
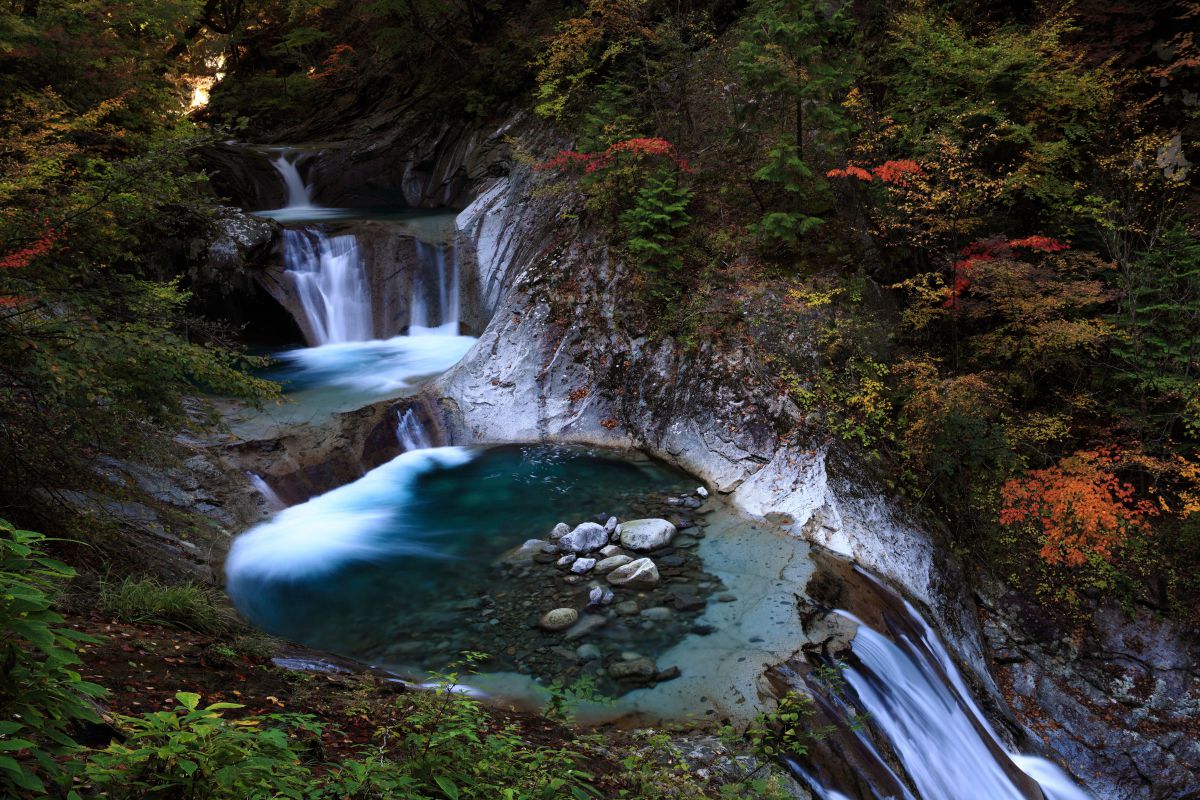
[98,576,236,634]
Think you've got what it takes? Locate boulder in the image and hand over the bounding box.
[499,539,550,564]
[604,516,619,533]
[559,522,609,554]
[571,557,596,574]
[557,553,577,568]
[595,554,633,574]
[599,544,622,558]
[550,522,570,539]
[617,519,677,552]
[609,657,658,682]
[538,608,578,631]
[607,558,660,588]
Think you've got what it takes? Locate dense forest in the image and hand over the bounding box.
[1,0,1197,798]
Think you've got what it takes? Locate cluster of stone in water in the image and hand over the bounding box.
[381,489,722,697]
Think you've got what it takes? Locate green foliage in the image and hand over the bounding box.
[736,0,856,244]
[99,577,235,635]
[1108,226,1200,435]
[0,519,104,797]
[619,171,694,283]
[81,692,321,800]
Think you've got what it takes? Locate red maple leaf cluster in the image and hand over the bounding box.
[0,222,58,271]
[536,137,691,174]
[827,159,923,185]
[945,235,1070,308]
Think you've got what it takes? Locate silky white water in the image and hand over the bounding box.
[409,239,461,335]
[836,604,1093,800]
[396,408,433,451]
[282,228,374,345]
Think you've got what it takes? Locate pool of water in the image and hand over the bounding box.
[226,444,694,667]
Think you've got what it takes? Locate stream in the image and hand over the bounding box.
[222,146,1094,799]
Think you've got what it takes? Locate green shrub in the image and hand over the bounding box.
[0,519,104,797]
[80,692,319,800]
[98,577,235,635]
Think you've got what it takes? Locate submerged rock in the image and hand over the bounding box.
[538,608,578,631]
[617,518,676,552]
[607,557,660,588]
[609,656,658,682]
[576,643,602,662]
[614,600,640,616]
[564,613,607,641]
[595,554,633,574]
[559,522,608,554]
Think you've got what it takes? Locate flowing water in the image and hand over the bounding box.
[792,573,1093,800]
[223,149,475,436]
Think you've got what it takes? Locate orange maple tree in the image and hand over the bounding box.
[1000,448,1158,566]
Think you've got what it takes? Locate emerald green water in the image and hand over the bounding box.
[226,444,692,672]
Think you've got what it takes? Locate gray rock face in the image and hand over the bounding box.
[558,522,608,554]
[617,518,677,552]
[538,608,578,631]
[606,558,660,588]
[595,554,633,574]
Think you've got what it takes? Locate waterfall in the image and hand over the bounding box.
[281,228,373,345]
[801,591,1093,800]
[396,408,433,451]
[271,151,315,209]
[409,240,460,336]
[248,472,286,511]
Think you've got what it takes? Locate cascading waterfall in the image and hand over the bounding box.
[798,582,1093,800]
[272,151,314,209]
[409,239,461,335]
[248,472,286,511]
[396,408,433,451]
[281,228,374,345]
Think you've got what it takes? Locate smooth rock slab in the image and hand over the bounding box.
[539,608,578,631]
[559,522,609,554]
[617,518,677,552]
[595,554,633,574]
[607,557,660,588]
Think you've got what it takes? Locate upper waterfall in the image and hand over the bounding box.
[281,228,373,346]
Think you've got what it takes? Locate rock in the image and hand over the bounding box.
[696,486,709,498]
[609,657,658,682]
[541,544,559,554]
[604,516,618,533]
[669,589,706,612]
[617,519,677,552]
[600,590,614,605]
[538,608,578,631]
[615,600,640,616]
[559,522,609,554]
[673,535,699,549]
[599,544,622,558]
[717,593,736,603]
[550,522,570,539]
[576,644,602,662]
[641,606,673,621]
[607,558,661,588]
[499,539,550,564]
[658,554,685,568]
[571,557,596,574]
[587,586,604,606]
[563,575,583,585]
[557,553,577,568]
[655,666,681,682]
[564,614,607,641]
[595,554,633,574]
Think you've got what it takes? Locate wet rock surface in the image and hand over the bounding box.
[979,587,1200,800]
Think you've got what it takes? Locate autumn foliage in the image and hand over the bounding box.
[946,235,1070,308]
[1000,449,1158,566]
[536,137,691,174]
